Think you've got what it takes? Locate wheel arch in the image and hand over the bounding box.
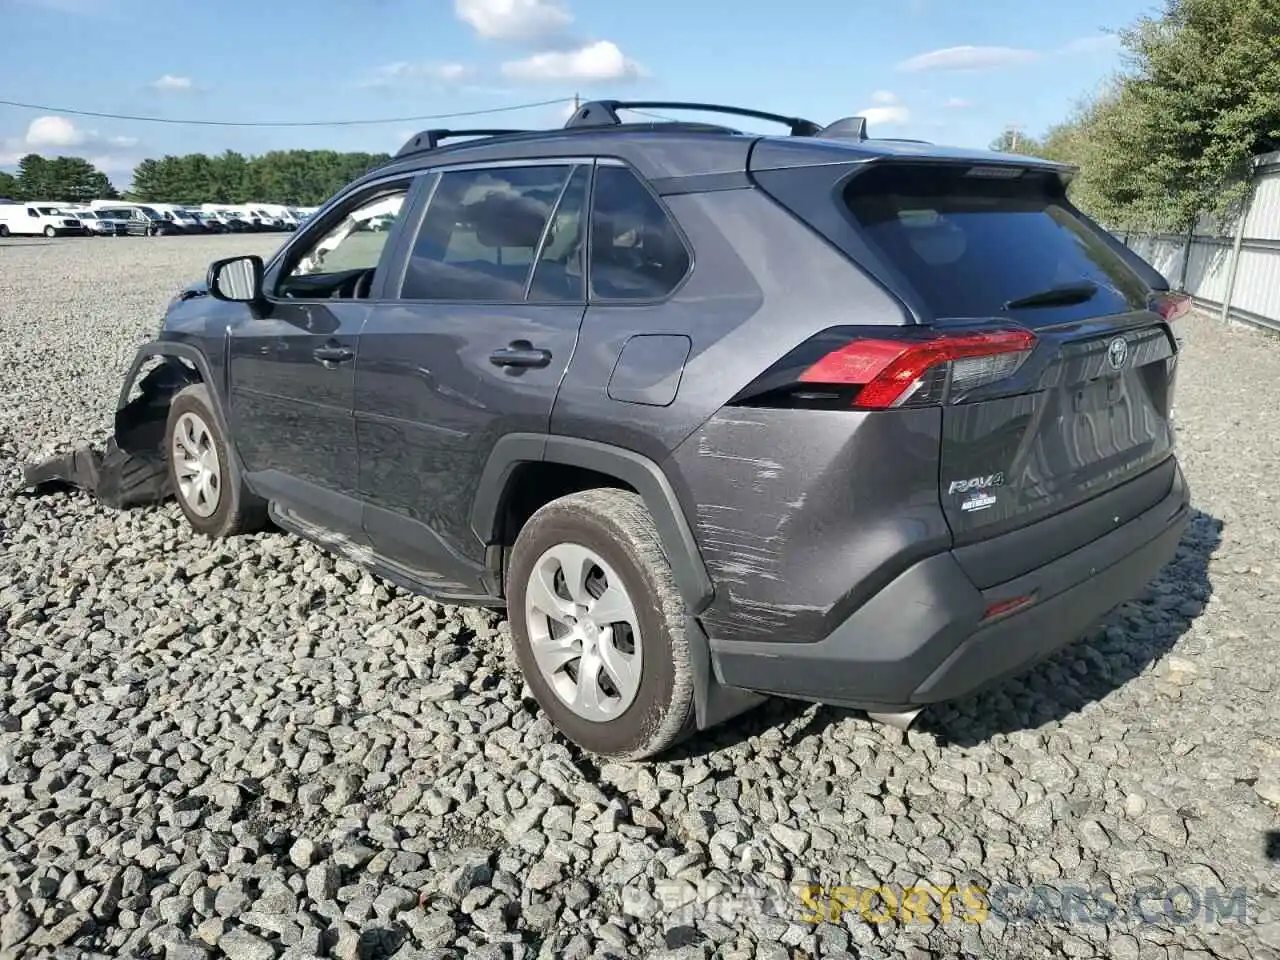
[115,341,249,484]
[474,434,765,732]
[471,433,714,616]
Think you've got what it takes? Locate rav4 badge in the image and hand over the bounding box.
[947,473,1005,495]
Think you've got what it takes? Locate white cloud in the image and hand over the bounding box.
[365,61,472,86]
[151,74,193,92]
[1060,33,1121,55]
[860,105,912,127]
[501,40,644,82]
[897,45,1039,72]
[870,91,899,105]
[945,97,977,109]
[24,115,89,148]
[0,116,139,176]
[454,0,573,44]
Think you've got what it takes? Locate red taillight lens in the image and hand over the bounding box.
[982,594,1036,621]
[799,329,1037,409]
[1155,293,1191,322]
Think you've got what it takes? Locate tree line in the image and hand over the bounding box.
[0,156,118,204]
[991,0,1280,232]
[0,148,391,206]
[129,149,391,206]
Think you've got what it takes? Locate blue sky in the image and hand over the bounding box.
[0,0,1151,187]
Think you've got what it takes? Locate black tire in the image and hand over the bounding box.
[44,225,56,238]
[0,224,8,237]
[507,488,696,760]
[165,384,267,537]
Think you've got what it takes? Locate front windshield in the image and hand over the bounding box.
[37,206,64,215]
[137,206,162,220]
[76,211,96,219]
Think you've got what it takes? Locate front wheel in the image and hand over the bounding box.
[44,225,56,238]
[507,489,696,760]
[165,385,267,537]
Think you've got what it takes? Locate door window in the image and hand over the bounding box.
[589,166,690,300]
[528,165,589,302]
[400,164,574,302]
[277,185,409,299]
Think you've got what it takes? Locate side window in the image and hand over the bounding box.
[282,186,409,287]
[401,164,572,302]
[528,165,589,302]
[27,208,37,217]
[589,166,690,300]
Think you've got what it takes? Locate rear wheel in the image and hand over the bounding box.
[0,225,9,237]
[507,489,696,760]
[165,385,267,537]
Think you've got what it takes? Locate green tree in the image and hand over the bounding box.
[0,171,21,200]
[15,154,118,201]
[129,158,163,201]
[16,155,54,199]
[1100,0,1280,229]
[127,148,391,205]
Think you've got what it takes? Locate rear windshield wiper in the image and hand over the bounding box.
[1003,279,1099,311]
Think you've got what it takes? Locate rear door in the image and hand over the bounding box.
[840,162,1179,549]
[354,160,590,596]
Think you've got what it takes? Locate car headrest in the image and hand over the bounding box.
[464,191,550,249]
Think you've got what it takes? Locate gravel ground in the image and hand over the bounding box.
[1,234,1279,960]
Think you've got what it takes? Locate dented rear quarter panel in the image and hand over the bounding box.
[668,406,951,646]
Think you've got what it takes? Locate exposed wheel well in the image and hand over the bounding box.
[496,461,637,549]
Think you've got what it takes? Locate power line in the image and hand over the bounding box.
[0,96,576,128]
[621,107,683,123]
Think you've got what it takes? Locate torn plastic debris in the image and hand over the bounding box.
[19,359,198,509]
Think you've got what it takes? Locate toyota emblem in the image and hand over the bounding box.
[1106,336,1128,370]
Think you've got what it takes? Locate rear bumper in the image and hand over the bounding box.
[709,461,1191,711]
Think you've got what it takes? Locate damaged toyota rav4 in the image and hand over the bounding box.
[109,101,1192,759]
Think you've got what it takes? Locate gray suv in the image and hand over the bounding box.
[118,101,1192,759]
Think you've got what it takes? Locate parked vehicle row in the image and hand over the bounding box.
[0,199,316,238]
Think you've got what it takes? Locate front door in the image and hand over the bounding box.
[227,176,419,540]
[355,162,591,596]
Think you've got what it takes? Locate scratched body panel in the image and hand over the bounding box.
[668,406,951,645]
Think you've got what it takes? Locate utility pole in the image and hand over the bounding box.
[572,91,580,111]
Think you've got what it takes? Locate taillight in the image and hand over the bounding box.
[1154,292,1191,322]
[731,326,1037,411]
[798,330,1036,409]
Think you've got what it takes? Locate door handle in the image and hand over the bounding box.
[313,343,354,366]
[490,342,552,369]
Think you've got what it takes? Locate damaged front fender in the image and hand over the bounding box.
[20,345,205,509]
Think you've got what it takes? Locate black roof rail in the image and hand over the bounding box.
[815,116,868,142]
[566,100,823,137]
[395,128,529,158]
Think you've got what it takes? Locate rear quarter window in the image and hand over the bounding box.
[844,165,1149,323]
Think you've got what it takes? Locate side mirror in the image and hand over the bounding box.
[208,254,265,303]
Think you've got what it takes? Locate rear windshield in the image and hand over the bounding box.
[844,165,1149,322]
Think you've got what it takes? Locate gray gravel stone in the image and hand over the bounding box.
[0,246,1275,960]
[219,928,278,960]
